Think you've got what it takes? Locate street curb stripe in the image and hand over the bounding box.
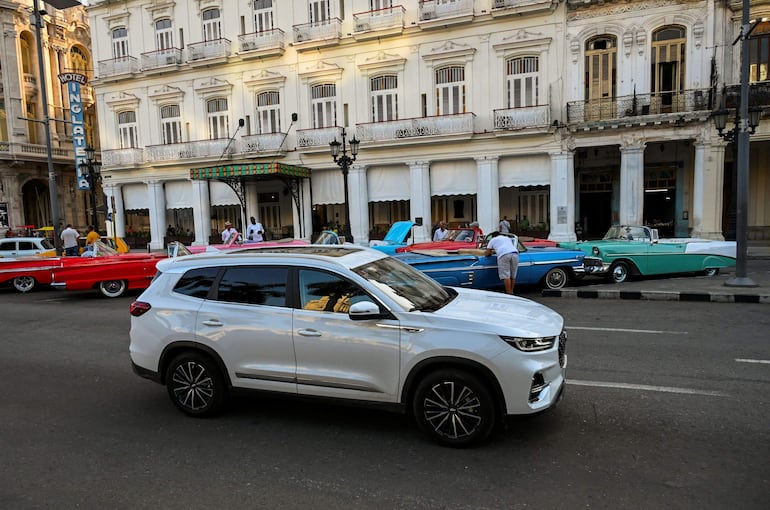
[540,289,770,305]
[735,358,770,364]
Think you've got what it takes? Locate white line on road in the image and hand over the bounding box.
[566,326,689,335]
[568,379,728,397]
[735,358,770,364]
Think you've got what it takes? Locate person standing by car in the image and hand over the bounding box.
[485,231,519,294]
[221,221,239,244]
[433,221,448,241]
[246,216,265,242]
[61,224,80,256]
[85,225,100,247]
[499,216,511,234]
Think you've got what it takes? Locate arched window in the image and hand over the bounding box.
[584,35,617,120]
[160,104,182,144]
[253,0,274,33]
[370,75,398,122]
[202,8,222,41]
[118,111,138,148]
[651,26,686,112]
[435,65,465,115]
[112,27,129,59]
[155,19,173,50]
[311,84,336,128]
[506,56,539,108]
[256,91,281,133]
[206,98,229,139]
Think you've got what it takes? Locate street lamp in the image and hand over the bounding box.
[712,0,763,288]
[78,146,101,230]
[329,128,360,243]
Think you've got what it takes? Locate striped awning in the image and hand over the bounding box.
[190,162,311,180]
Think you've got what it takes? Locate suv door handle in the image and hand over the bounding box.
[201,319,223,327]
[297,329,321,337]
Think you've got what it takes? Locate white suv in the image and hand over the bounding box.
[129,245,567,446]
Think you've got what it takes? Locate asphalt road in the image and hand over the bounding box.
[1,288,768,509]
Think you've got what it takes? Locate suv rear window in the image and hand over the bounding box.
[215,266,288,306]
[173,267,219,298]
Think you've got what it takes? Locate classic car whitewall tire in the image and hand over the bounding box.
[166,352,227,417]
[703,268,719,277]
[99,279,127,298]
[544,267,568,290]
[13,275,37,293]
[609,261,631,284]
[412,369,496,447]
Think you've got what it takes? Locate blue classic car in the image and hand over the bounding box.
[393,234,586,290]
[559,225,737,283]
[369,221,414,255]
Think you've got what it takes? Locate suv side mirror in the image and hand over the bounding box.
[348,300,383,320]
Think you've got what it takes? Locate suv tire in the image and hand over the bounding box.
[412,369,496,447]
[166,352,227,417]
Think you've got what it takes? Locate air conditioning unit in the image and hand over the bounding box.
[242,42,256,51]
[164,55,176,65]
[355,22,371,32]
[296,33,309,42]
[422,11,436,20]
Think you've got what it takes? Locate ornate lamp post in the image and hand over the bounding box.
[78,146,102,230]
[712,0,764,287]
[329,128,360,243]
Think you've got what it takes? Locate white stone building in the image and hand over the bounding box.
[83,0,769,250]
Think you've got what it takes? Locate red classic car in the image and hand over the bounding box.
[0,257,59,292]
[396,227,485,253]
[49,240,167,298]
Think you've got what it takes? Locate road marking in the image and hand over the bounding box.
[568,379,728,397]
[735,358,770,364]
[567,326,688,335]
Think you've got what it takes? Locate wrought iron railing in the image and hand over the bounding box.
[356,113,475,142]
[297,126,343,148]
[722,81,770,108]
[141,48,183,70]
[187,38,231,61]
[494,105,550,130]
[97,56,139,78]
[239,29,285,53]
[567,88,714,123]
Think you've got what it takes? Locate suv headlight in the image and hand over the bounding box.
[501,335,556,352]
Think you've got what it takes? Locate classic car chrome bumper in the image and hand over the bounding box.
[583,257,610,275]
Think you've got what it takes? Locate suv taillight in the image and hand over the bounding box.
[130,301,152,317]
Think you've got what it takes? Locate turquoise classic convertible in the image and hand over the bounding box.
[559,225,737,283]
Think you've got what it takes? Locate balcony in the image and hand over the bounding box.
[297,126,342,149]
[493,105,551,132]
[101,147,144,167]
[292,19,342,50]
[418,0,474,27]
[97,56,140,80]
[145,138,234,163]
[23,73,37,97]
[0,142,71,160]
[491,0,560,17]
[141,48,183,72]
[566,88,714,127]
[240,133,288,155]
[355,113,476,144]
[353,6,406,41]
[723,81,770,108]
[238,29,285,59]
[187,38,231,64]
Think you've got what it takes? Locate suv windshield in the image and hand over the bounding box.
[352,256,454,312]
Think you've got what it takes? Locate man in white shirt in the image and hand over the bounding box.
[61,224,80,256]
[221,221,239,245]
[499,216,511,234]
[433,221,448,241]
[485,232,519,294]
[246,216,265,242]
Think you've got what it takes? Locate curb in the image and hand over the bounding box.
[541,288,770,304]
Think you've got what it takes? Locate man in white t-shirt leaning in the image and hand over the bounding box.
[246,216,265,242]
[485,232,519,294]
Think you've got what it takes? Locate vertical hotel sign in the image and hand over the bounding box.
[58,72,90,190]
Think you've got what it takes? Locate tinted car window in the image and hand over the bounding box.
[0,241,14,250]
[173,267,219,298]
[298,269,368,314]
[18,241,35,250]
[216,266,288,306]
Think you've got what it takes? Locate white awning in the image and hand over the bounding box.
[165,180,193,209]
[311,169,343,205]
[210,181,240,206]
[430,160,477,196]
[367,166,410,202]
[499,155,551,187]
[122,183,150,211]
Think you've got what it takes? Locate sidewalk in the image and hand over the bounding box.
[541,244,770,304]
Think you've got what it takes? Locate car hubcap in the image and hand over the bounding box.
[613,266,627,282]
[171,361,214,411]
[423,381,482,439]
[547,270,566,289]
[15,276,34,292]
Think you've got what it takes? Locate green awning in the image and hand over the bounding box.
[190,162,311,180]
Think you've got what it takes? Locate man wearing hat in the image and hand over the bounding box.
[221,221,239,244]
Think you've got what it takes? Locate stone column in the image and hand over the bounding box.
[191,179,211,246]
[348,164,369,245]
[408,161,431,243]
[146,180,166,250]
[475,156,499,235]
[691,139,726,239]
[246,181,259,223]
[619,141,646,226]
[111,184,126,238]
[549,151,576,242]
[300,179,313,241]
